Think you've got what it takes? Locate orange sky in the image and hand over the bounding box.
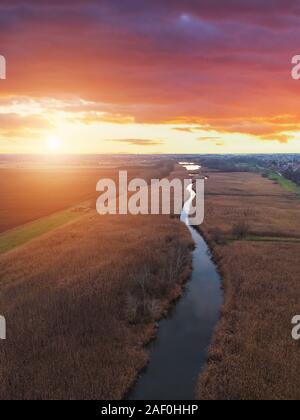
[1,0,300,154]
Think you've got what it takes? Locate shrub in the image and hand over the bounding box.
[232,221,250,240]
[210,228,227,245]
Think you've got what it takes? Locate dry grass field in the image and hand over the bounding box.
[0,211,192,400]
[204,172,300,238]
[197,170,300,400]
[0,158,174,233]
[0,159,193,400]
[0,159,176,254]
[0,167,109,232]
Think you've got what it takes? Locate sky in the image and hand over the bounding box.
[0,0,300,154]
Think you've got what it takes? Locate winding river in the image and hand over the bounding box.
[129,165,222,400]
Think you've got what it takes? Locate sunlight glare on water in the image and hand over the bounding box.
[178,162,201,172]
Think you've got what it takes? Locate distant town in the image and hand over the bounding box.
[172,154,300,186]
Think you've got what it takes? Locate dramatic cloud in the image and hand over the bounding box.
[0,112,52,139]
[0,1,300,149]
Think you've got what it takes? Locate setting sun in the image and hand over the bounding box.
[46,136,61,152]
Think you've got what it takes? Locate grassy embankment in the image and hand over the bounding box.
[196,170,300,400]
[0,204,92,255]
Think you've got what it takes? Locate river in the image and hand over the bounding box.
[129,165,222,400]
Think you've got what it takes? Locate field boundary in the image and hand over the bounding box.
[0,201,92,255]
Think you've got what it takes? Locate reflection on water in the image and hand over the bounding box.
[183,165,201,171]
[179,162,201,172]
[129,169,222,401]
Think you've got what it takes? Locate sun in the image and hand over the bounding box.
[46,136,61,152]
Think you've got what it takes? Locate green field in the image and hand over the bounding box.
[266,171,300,197]
[0,206,89,255]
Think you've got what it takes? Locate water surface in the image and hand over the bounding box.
[129,178,222,400]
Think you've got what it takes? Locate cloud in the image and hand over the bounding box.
[1,1,300,148]
[173,127,203,133]
[70,112,135,125]
[260,133,292,143]
[197,136,222,141]
[196,135,224,146]
[173,127,195,133]
[0,113,52,139]
[191,116,300,143]
[0,113,50,129]
[106,139,165,146]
